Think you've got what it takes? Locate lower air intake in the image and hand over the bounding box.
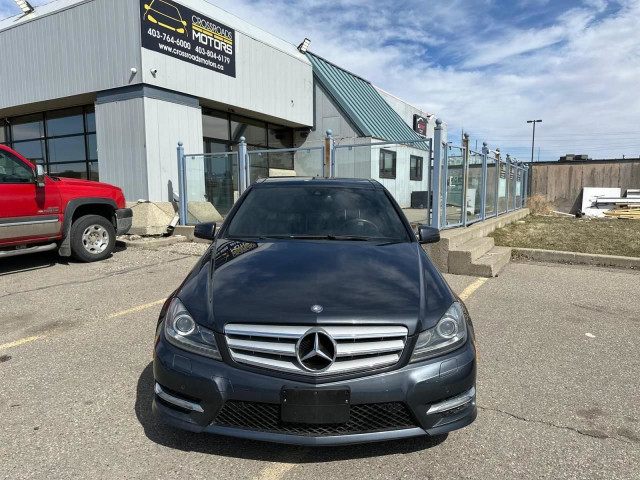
[213,401,417,436]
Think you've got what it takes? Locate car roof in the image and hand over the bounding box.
[255,177,381,188]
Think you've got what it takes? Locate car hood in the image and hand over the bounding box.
[178,239,455,336]
[49,176,126,206]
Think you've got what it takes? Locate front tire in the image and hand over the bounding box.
[70,215,116,262]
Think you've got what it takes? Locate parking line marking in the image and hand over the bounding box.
[107,299,166,319]
[0,299,167,352]
[0,335,43,351]
[256,463,297,480]
[459,277,489,301]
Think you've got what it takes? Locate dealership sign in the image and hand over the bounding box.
[140,0,236,77]
[413,115,427,136]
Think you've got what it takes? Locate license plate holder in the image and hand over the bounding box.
[281,388,350,424]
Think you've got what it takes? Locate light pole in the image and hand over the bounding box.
[527,120,542,163]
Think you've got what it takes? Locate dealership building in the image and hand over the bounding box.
[0,0,445,212]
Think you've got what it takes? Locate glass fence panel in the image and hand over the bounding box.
[185,153,239,220]
[248,147,325,183]
[516,168,522,208]
[485,156,497,217]
[293,147,325,178]
[467,151,483,223]
[445,146,464,226]
[498,161,508,213]
[507,163,515,211]
[334,141,372,179]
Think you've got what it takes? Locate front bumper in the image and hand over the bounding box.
[152,334,477,445]
[115,208,133,235]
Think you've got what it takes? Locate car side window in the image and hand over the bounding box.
[0,150,34,184]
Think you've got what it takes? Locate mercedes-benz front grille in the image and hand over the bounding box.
[224,324,408,376]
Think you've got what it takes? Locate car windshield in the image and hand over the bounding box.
[226,186,411,241]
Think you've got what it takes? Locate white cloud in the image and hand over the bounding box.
[211,0,640,161]
[2,0,638,161]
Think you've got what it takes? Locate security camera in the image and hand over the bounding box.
[130,67,137,74]
[150,68,158,76]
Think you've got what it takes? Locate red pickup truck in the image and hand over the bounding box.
[0,145,132,262]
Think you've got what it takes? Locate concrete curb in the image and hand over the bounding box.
[512,248,640,269]
[117,235,188,249]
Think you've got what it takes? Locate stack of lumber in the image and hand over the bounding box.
[603,207,640,219]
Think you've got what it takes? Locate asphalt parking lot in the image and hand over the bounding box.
[1,244,639,480]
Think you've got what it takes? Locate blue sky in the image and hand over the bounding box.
[2,0,639,161]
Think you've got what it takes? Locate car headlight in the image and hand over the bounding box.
[164,297,222,360]
[410,302,467,363]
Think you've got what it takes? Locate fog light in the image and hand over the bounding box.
[427,387,476,415]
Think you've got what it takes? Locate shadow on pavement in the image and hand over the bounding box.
[0,251,63,276]
[0,244,128,277]
[135,362,447,462]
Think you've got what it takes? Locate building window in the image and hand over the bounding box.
[379,149,396,179]
[410,155,423,181]
[5,105,97,180]
[201,109,296,216]
[202,109,295,172]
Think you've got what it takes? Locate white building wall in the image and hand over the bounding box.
[143,97,204,202]
[370,144,430,208]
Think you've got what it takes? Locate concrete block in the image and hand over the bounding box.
[471,246,512,277]
[269,168,296,177]
[128,201,177,235]
[173,225,216,244]
[186,202,223,224]
[449,237,495,266]
[423,239,450,272]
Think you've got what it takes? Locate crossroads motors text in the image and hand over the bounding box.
[140,0,236,77]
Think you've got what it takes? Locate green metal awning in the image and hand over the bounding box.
[307,52,425,144]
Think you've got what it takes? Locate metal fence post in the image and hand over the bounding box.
[426,138,433,225]
[176,142,187,225]
[238,136,248,192]
[505,155,511,212]
[494,148,500,216]
[462,133,470,227]
[515,165,519,209]
[430,119,443,229]
[523,166,529,207]
[481,142,488,221]
[324,130,334,178]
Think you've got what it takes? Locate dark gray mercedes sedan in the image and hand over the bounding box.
[152,177,477,445]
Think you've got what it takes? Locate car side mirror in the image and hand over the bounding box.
[35,164,46,188]
[194,221,217,241]
[418,225,440,244]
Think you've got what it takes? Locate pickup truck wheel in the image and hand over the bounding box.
[70,215,116,262]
